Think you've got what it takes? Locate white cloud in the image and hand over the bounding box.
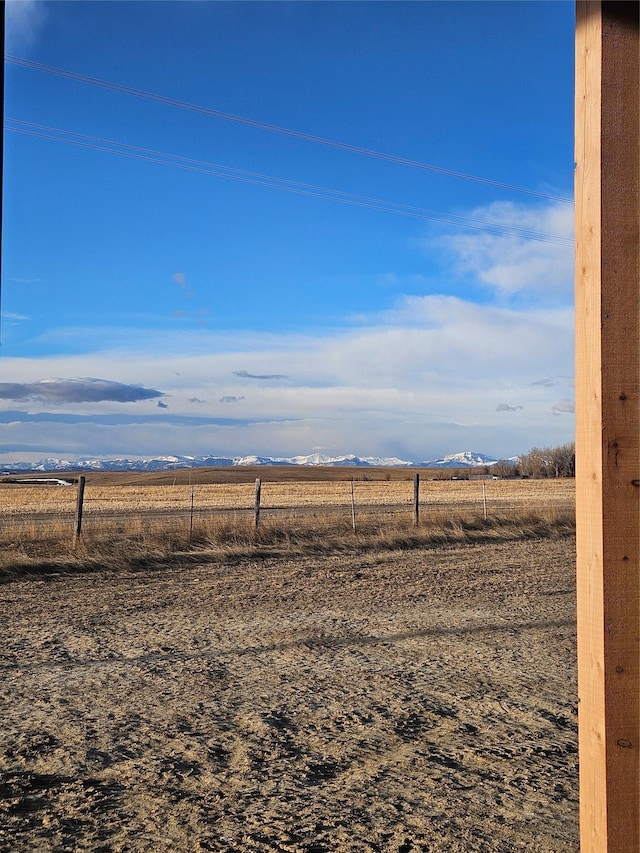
[551,398,575,416]
[0,294,575,462]
[434,201,574,302]
[1,312,30,322]
[5,0,48,50]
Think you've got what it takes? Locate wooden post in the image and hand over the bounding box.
[413,473,420,527]
[350,479,356,532]
[482,481,487,521]
[575,3,640,850]
[189,485,195,540]
[0,3,4,341]
[73,476,86,547]
[254,478,261,529]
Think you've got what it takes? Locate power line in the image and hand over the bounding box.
[5,119,574,247]
[5,54,574,206]
[5,119,574,245]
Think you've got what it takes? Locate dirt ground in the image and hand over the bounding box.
[0,535,578,853]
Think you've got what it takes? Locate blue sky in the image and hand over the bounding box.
[1,0,575,463]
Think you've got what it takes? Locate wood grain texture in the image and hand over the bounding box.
[575,3,640,851]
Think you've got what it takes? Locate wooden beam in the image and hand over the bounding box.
[575,2,640,851]
[0,2,4,342]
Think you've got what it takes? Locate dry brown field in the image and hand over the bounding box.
[0,470,574,557]
[2,465,493,488]
[0,531,577,852]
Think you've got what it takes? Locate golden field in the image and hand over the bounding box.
[0,469,574,577]
[0,468,575,515]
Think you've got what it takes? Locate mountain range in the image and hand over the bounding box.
[0,450,509,473]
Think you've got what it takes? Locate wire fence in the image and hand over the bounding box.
[1,476,576,546]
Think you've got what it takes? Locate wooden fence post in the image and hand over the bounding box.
[73,476,86,547]
[575,3,640,850]
[254,478,261,529]
[350,479,356,532]
[413,473,420,527]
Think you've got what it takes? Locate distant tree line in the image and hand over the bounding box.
[494,442,576,479]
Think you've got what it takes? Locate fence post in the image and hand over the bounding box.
[254,478,261,529]
[413,473,420,526]
[73,476,86,547]
[189,485,195,540]
[482,481,487,521]
[351,479,357,532]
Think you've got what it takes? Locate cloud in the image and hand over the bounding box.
[372,295,573,388]
[551,398,575,416]
[173,273,187,288]
[5,0,47,49]
[0,293,575,461]
[0,378,164,404]
[157,400,169,409]
[531,378,558,387]
[435,201,574,303]
[233,370,289,380]
[1,312,30,322]
[0,410,264,427]
[219,395,245,404]
[496,403,523,412]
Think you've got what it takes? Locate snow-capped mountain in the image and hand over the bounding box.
[0,451,500,473]
[432,451,498,468]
